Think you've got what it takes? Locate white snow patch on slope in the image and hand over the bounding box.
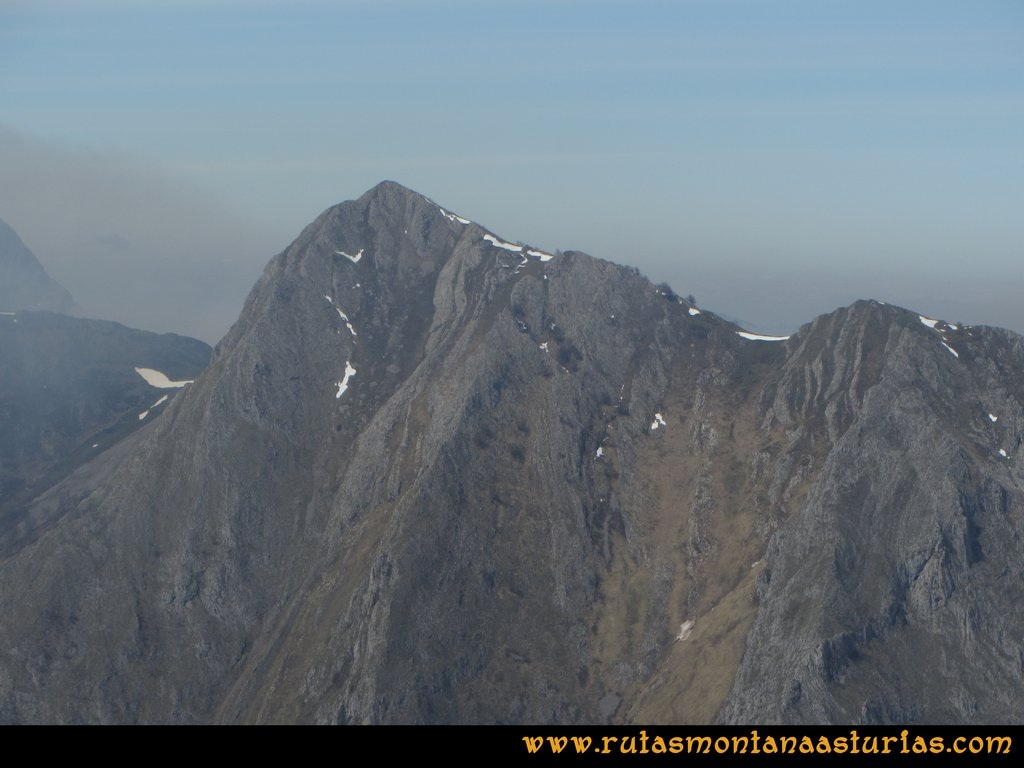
[336,248,363,263]
[941,342,959,358]
[651,413,667,431]
[989,413,999,423]
[999,449,1008,458]
[688,307,701,316]
[437,206,470,225]
[138,393,172,421]
[135,368,193,388]
[526,249,554,261]
[595,446,604,459]
[335,361,356,399]
[0,311,15,316]
[539,342,548,351]
[335,307,356,335]
[483,234,522,252]
[919,315,939,330]
[736,331,789,342]
[675,620,694,642]
[325,295,357,335]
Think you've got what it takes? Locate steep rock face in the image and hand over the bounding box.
[719,307,1024,723]
[0,218,77,314]
[0,183,1022,724]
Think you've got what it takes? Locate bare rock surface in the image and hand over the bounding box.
[1,183,1021,724]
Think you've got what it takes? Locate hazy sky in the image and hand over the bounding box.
[2,0,1022,341]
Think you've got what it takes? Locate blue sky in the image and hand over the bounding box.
[1,0,1022,340]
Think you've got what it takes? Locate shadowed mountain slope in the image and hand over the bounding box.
[0,311,211,549]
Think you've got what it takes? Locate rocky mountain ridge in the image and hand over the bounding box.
[0,182,1021,724]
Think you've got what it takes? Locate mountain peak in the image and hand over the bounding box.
[359,179,425,201]
[353,180,476,229]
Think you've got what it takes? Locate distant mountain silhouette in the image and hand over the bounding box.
[0,217,78,314]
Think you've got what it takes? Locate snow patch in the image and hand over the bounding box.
[736,331,789,342]
[999,449,1008,458]
[989,413,999,423]
[325,295,357,336]
[0,311,15,316]
[941,342,959,358]
[688,307,701,316]
[539,342,548,351]
[437,206,470,225]
[675,620,694,642]
[336,248,363,263]
[651,413,667,431]
[595,446,604,459]
[919,315,940,330]
[138,393,172,421]
[335,361,357,399]
[527,249,554,262]
[92,444,99,448]
[135,367,193,388]
[336,308,356,336]
[483,234,522,252]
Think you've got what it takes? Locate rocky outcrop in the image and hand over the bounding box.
[0,183,1021,724]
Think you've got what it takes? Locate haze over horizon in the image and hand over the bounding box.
[2,0,1021,343]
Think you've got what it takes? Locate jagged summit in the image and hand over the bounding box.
[1,187,1022,725]
[285,180,553,280]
